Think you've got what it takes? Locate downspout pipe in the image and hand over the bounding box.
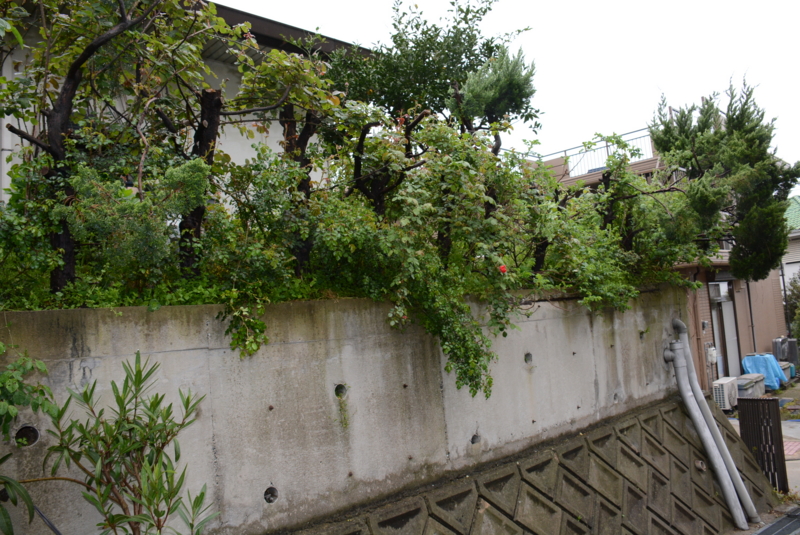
[672,318,761,523]
[664,339,749,530]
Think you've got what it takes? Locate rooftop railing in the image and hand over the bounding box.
[538,128,655,177]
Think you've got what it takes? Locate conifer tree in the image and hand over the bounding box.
[650,83,800,281]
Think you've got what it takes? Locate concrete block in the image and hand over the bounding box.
[593,497,621,535]
[682,418,703,450]
[641,431,670,477]
[514,483,562,535]
[720,427,742,467]
[639,409,664,443]
[519,450,559,499]
[648,513,677,535]
[555,441,590,479]
[700,522,715,535]
[671,497,699,535]
[688,448,713,495]
[470,499,522,535]
[738,443,764,484]
[586,454,623,507]
[425,479,479,535]
[423,517,458,535]
[719,509,737,533]
[662,423,689,468]
[646,467,671,523]
[622,481,648,535]
[742,473,774,512]
[368,497,429,535]
[302,518,371,535]
[690,485,720,532]
[476,463,521,517]
[617,442,648,491]
[660,402,686,436]
[669,457,692,509]
[616,418,643,454]
[559,513,590,535]
[585,428,617,468]
[554,468,594,528]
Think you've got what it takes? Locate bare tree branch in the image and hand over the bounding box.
[116,0,129,22]
[5,124,55,156]
[220,85,293,116]
[354,121,381,180]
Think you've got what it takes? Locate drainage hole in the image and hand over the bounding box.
[470,434,481,444]
[335,384,348,399]
[264,486,278,504]
[694,460,707,472]
[524,352,533,364]
[15,426,39,447]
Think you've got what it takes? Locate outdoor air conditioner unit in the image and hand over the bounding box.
[772,338,799,366]
[788,339,799,366]
[713,377,739,410]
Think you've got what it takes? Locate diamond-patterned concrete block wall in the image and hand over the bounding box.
[296,396,777,535]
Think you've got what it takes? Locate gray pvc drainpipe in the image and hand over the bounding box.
[672,318,761,524]
[664,339,749,530]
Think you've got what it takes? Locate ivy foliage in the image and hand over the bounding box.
[650,83,800,281]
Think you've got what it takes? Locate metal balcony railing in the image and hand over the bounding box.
[539,128,655,178]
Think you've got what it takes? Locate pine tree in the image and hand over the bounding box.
[650,83,800,281]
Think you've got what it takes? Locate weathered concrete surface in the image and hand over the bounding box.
[292,396,778,535]
[0,288,686,534]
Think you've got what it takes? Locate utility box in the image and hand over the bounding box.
[773,337,799,366]
[780,362,792,382]
[738,373,766,399]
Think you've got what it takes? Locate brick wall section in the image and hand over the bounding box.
[681,269,717,390]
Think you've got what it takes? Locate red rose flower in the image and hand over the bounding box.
[498,265,507,274]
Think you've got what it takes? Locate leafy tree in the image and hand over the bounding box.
[650,82,800,281]
[327,0,538,134]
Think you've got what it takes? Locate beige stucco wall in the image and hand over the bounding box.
[0,288,686,534]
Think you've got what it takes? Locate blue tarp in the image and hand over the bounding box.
[741,353,786,390]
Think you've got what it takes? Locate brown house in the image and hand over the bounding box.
[539,130,787,390]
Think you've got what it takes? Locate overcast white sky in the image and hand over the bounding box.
[218,0,799,166]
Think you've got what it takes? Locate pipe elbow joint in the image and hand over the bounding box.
[672,317,688,334]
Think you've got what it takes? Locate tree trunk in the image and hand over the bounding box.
[180,88,222,273]
[49,220,76,293]
[280,105,320,276]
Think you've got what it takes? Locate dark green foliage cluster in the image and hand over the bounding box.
[447,47,539,127]
[650,83,800,281]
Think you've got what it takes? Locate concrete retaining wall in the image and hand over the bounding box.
[0,287,686,534]
[293,396,777,535]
